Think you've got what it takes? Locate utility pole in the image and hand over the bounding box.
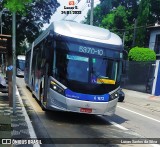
[123,31,126,47]
[12,12,16,114]
[0,11,2,34]
[132,19,137,47]
[90,0,94,25]
[0,10,4,73]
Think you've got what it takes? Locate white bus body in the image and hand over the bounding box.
[16,55,26,76]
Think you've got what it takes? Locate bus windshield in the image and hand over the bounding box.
[54,39,121,94]
[91,58,118,84]
[17,60,25,71]
[55,53,119,85]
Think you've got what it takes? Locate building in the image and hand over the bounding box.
[148,24,160,59]
[148,24,160,96]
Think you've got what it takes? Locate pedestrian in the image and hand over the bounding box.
[0,74,6,87]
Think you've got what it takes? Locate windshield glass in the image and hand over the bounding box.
[53,39,122,94]
[17,60,25,71]
[66,55,89,82]
[55,52,118,85]
[91,58,118,84]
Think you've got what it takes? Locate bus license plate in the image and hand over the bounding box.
[80,108,92,113]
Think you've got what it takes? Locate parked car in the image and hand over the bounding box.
[118,88,125,102]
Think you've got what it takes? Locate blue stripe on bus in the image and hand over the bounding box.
[65,89,109,102]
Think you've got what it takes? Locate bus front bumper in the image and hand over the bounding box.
[47,89,118,116]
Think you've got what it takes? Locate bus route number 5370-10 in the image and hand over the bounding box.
[79,46,104,56]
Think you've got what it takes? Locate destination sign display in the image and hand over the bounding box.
[56,41,121,58]
[79,45,104,56]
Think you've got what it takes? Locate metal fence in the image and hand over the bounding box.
[120,61,156,94]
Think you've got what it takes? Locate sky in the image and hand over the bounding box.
[43,0,100,30]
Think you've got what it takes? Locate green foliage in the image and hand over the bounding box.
[149,0,160,24]
[101,13,114,29]
[128,47,156,61]
[83,0,112,25]
[1,0,60,54]
[101,5,133,50]
[84,0,139,51]
[135,0,151,47]
[4,0,32,12]
[101,6,130,30]
[83,0,160,51]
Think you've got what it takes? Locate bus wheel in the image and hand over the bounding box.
[40,102,46,111]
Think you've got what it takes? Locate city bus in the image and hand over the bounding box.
[24,21,123,115]
[16,55,26,77]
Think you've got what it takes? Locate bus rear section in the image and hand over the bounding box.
[16,55,26,77]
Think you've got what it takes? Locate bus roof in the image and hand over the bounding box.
[53,21,122,46]
[17,55,25,60]
[29,21,123,51]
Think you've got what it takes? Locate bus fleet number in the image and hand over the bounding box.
[79,46,104,56]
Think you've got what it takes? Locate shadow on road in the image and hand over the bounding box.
[44,110,128,126]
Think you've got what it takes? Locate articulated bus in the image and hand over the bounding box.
[24,21,123,115]
[16,55,26,76]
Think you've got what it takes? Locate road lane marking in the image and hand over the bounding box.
[99,115,128,130]
[118,106,160,123]
[101,116,160,147]
[105,118,128,130]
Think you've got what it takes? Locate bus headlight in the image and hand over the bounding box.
[50,81,64,95]
[109,91,119,101]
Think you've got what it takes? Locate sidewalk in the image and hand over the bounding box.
[123,89,160,100]
[0,88,31,146]
[123,89,160,112]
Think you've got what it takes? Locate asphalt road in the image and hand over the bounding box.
[16,77,159,147]
[107,89,160,138]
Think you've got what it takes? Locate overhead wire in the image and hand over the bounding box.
[110,23,160,32]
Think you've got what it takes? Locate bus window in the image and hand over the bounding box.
[92,58,118,84]
[66,55,89,83]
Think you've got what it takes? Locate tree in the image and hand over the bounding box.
[0,0,60,54]
[83,0,139,51]
[83,0,160,52]
[101,6,133,51]
[4,0,32,12]
[135,0,151,47]
[83,0,112,25]
[149,0,160,24]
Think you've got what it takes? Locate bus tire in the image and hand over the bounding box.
[41,103,47,111]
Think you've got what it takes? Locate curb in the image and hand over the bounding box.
[14,86,40,147]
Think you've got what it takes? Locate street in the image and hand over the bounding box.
[16,77,160,147]
[108,89,160,138]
